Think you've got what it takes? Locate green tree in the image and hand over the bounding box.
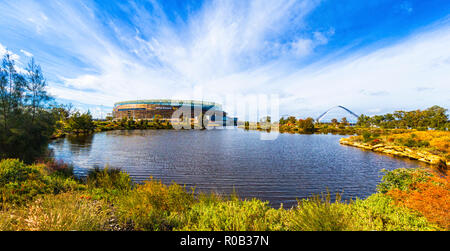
[244,121,250,130]
[0,53,56,162]
[424,106,448,129]
[383,113,395,129]
[359,106,448,130]
[357,114,371,127]
[370,115,384,128]
[67,111,95,134]
[331,118,338,126]
[297,117,315,133]
[287,116,297,124]
[340,117,349,126]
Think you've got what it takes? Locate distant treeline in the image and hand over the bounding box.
[278,117,316,133]
[93,117,173,132]
[356,106,449,130]
[277,106,449,131]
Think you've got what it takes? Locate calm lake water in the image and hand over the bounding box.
[49,129,426,207]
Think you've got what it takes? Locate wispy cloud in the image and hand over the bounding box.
[399,1,414,14]
[291,29,335,57]
[20,49,33,57]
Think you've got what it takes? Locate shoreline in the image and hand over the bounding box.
[340,138,449,168]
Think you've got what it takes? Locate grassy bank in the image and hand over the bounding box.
[0,159,447,231]
[341,130,450,168]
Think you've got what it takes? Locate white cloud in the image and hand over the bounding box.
[291,39,314,56]
[400,1,413,14]
[290,29,334,56]
[0,43,20,61]
[20,49,33,57]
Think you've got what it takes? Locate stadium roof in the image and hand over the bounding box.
[114,99,221,108]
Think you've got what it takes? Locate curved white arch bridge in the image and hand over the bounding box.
[316,106,360,123]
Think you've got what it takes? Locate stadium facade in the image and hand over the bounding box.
[113,99,229,122]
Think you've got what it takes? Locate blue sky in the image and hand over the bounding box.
[0,0,449,119]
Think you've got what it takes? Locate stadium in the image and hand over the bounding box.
[113,99,229,122]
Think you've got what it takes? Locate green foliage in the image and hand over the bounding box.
[287,194,353,231]
[66,111,95,134]
[362,131,372,142]
[89,118,173,132]
[396,135,430,148]
[350,194,438,231]
[41,159,74,179]
[377,168,432,193]
[86,167,133,195]
[297,117,315,133]
[361,131,380,143]
[357,106,449,130]
[116,180,195,231]
[357,114,371,127]
[340,117,349,126]
[0,193,113,231]
[0,54,56,162]
[179,197,283,231]
[0,159,82,206]
[0,159,39,185]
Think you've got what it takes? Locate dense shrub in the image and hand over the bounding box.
[40,159,74,178]
[179,197,283,231]
[116,179,195,231]
[0,193,113,231]
[398,138,430,148]
[377,168,431,193]
[350,194,438,231]
[387,172,450,229]
[287,194,353,231]
[86,167,133,193]
[0,159,81,206]
[0,159,40,185]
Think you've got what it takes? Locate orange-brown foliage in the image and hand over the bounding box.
[388,174,450,230]
[387,131,450,154]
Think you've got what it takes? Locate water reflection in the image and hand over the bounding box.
[66,134,94,155]
[67,134,94,145]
